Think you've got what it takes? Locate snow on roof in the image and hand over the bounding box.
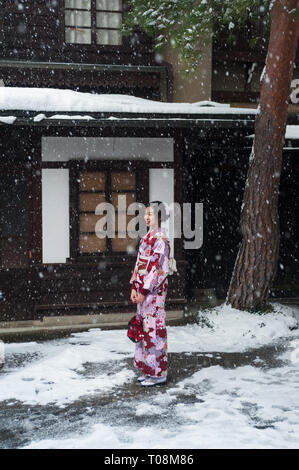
[0,116,16,124]
[284,125,299,140]
[0,87,257,115]
[248,125,299,140]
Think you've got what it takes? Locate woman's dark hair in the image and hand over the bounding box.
[147,200,170,227]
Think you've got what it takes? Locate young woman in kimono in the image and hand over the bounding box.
[130,201,170,387]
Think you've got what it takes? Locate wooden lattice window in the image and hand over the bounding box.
[78,170,138,255]
[65,0,123,45]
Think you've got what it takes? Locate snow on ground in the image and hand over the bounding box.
[0,330,135,406]
[169,302,297,353]
[1,303,296,407]
[0,87,257,115]
[25,361,299,449]
[1,302,299,449]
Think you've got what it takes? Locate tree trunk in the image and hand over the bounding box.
[226,0,299,311]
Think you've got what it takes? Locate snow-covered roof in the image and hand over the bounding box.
[0,87,257,115]
[248,124,299,141]
[283,125,299,140]
[1,88,298,142]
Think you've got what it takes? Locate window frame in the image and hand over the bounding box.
[63,0,124,48]
[69,159,149,261]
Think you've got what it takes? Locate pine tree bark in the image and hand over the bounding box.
[226,0,299,311]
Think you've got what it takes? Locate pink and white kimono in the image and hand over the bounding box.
[130,227,170,378]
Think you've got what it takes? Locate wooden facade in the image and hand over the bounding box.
[0,0,175,322]
[183,132,299,301]
[212,19,299,104]
[0,107,263,322]
[1,114,298,322]
[0,1,152,63]
[0,113,192,322]
[0,1,298,324]
[0,0,171,100]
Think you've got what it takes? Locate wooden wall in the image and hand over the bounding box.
[0,0,155,64]
[0,124,186,321]
[0,1,162,99]
[183,133,299,300]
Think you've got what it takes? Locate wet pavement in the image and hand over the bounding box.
[0,303,298,449]
[0,335,295,449]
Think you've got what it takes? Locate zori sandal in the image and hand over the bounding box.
[140,376,167,387]
[137,375,148,382]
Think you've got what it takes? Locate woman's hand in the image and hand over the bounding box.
[135,293,145,304]
[130,289,137,303]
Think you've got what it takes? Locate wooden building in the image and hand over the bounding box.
[0,88,262,323]
[0,1,298,327]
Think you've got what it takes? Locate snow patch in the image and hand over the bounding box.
[168,302,297,353]
[0,116,16,124]
[24,359,299,449]
[0,303,297,408]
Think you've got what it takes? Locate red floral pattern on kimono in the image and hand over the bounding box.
[130,227,170,378]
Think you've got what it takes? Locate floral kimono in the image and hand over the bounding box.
[130,226,170,378]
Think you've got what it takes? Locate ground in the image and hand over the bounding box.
[0,302,299,449]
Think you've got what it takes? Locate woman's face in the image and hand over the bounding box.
[144,206,158,228]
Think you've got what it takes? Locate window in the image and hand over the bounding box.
[65,0,123,45]
[78,170,138,255]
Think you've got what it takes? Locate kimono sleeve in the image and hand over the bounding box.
[139,236,170,296]
[129,254,139,291]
